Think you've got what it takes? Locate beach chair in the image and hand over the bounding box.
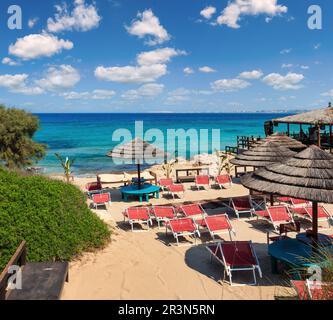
[215,174,232,189]
[123,207,152,232]
[255,205,294,232]
[290,198,311,207]
[229,196,255,219]
[85,181,102,198]
[151,206,176,228]
[179,203,206,219]
[159,178,174,191]
[196,214,235,240]
[166,218,200,246]
[298,205,332,228]
[206,241,262,286]
[194,175,210,190]
[168,184,185,199]
[91,192,111,209]
[292,280,331,300]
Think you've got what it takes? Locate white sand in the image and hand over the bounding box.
[55,161,332,300]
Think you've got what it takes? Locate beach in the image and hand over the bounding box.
[57,160,333,300]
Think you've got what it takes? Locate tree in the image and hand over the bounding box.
[0,105,46,169]
[55,153,75,183]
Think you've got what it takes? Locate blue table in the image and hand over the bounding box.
[120,184,160,203]
[268,238,333,279]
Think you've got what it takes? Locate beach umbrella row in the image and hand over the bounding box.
[241,145,333,241]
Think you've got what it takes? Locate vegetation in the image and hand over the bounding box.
[0,105,46,169]
[162,159,175,178]
[0,168,111,271]
[215,150,231,175]
[55,153,75,183]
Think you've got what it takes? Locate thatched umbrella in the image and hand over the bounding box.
[230,140,296,168]
[107,137,166,189]
[257,132,306,151]
[241,145,333,241]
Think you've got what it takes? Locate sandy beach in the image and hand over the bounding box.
[56,159,333,300]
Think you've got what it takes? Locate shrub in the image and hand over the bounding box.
[0,168,110,270]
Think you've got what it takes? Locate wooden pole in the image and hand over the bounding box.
[317,125,321,147]
[287,123,290,137]
[312,201,318,242]
[137,163,141,189]
[270,194,274,206]
[330,125,332,153]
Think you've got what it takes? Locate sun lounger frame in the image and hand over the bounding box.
[229,196,255,219]
[123,207,152,232]
[200,214,236,241]
[151,206,176,229]
[207,241,262,286]
[215,174,232,189]
[166,218,200,246]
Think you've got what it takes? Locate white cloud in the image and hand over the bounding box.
[95,64,167,84]
[184,67,194,75]
[281,63,293,68]
[122,83,164,100]
[47,0,101,33]
[263,72,304,90]
[0,74,44,95]
[2,57,19,66]
[211,78,251,91]
[238,69,263,79]
[126,9,170,46]
[200,6,216,20]
[199,66,216,73]
[280,48,292,54]
[62,89,116,100]
[216,0,287,28]
[314,43,321,50]
[300,65,309,70]
[137,48,186,66]
[36,65,80,92]
[321,89,333,97]
[9,33,73,60]
[28,17,39,28]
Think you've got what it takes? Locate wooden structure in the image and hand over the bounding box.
[272,103,333,150]
[0,241,69,300]
[175,167,209,183]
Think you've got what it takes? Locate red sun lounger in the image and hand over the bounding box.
[255,206,294,232]
[299,206,332,228]
[123,207,152,232]
[194,175,210,190]
[92,192,111,209]
[168,184,185,199]
[292,280,331,300]
[179,203,206,219]
[215,175,232,189]
[166,218,200,246]
[229,196,255,219]
[196,214,235,240]
[206,241,262,286]
[159,178,174,191]
[290,198,311,207]
[152,206,176,228]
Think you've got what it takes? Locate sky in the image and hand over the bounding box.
[0,0,332,113]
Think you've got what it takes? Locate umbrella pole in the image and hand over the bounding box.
[137,163,141,189]
[312,201,318,243]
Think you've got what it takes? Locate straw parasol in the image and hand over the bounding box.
[241,145,333,240]
[257,132,306,151]
[230,140,296,168]
[107,137,166,189]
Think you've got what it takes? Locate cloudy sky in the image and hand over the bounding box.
[0,0,332,113]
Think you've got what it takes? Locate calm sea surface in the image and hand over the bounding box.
[34,113,291,174]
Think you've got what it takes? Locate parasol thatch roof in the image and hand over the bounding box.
[230,140,296,167]
[273,104,333,125]
[256,132,306,150]
[107,137,166,163]
[241,145,333,203]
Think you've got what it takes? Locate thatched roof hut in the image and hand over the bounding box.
[230,140,296,168]
[257,132,306,151]
[241,145,333,239]
[273,104,333,126]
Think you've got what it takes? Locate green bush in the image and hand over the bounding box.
[0,168,110,270]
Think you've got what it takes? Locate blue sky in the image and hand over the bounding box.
[0,0,332,113]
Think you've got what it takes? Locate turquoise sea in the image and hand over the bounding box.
[34,113,291,174]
